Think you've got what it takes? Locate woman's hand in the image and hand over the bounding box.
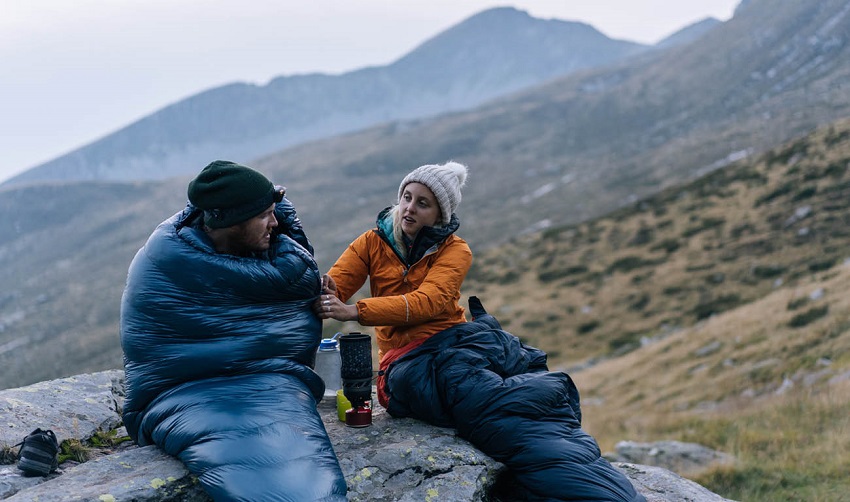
[313,293,359,321]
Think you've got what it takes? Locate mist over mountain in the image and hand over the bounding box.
[238,0,850,266]
[2,0,850,398]
[3,7,649,188]
[5,3,850,498]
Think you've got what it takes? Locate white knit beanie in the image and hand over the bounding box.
[398,161,468,225]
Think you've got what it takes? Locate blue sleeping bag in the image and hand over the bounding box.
[384,298,644,501]
[120,203,347,501]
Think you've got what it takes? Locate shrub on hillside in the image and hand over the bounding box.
[786,297,810,310]
[787,305,829,328]
[628,226,655,246]
[693,294,742,320]
[764,138,809,167]
[752,265,786,279]
[807,258,836,273]
[537,265,588,283]
[577,320,600,335]
[650,238,681,254]
[791,186,817,201]
[606,255,661,274]
[682,217,726,238]
[755,182,794,206]
[628,293,651,311]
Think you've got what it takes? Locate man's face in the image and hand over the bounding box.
[221,203,278,254]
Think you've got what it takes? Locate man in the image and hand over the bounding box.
[120,160,347,501]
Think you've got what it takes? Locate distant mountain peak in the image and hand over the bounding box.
[735,0,754,16]
[3,7,645,188]
[655,17,722,48]
[447,5,602,36]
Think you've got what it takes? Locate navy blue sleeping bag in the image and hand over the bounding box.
[121,203,347,501]
[384,298,644,502]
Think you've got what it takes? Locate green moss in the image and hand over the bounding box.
[59,439,91,463]
[0,445,17,465]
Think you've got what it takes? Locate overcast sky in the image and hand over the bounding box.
[0,0,740,183]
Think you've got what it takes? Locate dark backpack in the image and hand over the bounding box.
[17,428,59,476]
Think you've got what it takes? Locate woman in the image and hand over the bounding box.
[315,161,644,501]
[315,160,472,405]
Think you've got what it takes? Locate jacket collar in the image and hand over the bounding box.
[375,206,460,266]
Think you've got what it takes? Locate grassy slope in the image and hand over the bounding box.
[464,119,850,500]
[578,268,850,500]
[466,119,850,365]
[6,0,850,392]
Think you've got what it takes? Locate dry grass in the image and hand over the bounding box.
[462,120,850,500]
[658,383,850,501]
[469,119,850,364]
[570,253,850,500]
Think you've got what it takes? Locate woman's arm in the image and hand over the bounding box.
[314,233,472,326]
[313,232,371,321]
[356,237,472,326]
[328,233,371,302]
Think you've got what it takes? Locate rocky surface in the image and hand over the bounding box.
[610,440,736,478]
[1,371,735,501]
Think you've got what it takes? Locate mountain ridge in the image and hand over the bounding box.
[3,0,849,392]
[3,7,649,188]
[261,0,850,256]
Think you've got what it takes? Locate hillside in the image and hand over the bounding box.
[465,119,850,365]
[3,0,850,394]
[3,7,646,186]
[467,118,850,501]
[0,179,184,388]
[576,265,850,500]
[249,0,850,258]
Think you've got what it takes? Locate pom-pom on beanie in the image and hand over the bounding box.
[187,160,276,229]
[398,161,468,225]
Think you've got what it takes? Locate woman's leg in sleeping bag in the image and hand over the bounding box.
[437,352,643,502]
[144,373,347,501]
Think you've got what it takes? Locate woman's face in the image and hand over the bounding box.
[399,182,440,239]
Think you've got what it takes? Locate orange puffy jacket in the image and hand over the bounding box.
[327,223,472,361]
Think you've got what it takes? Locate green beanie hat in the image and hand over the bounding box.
[187,160,276,229]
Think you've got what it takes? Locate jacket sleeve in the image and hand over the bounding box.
[356,237,472,326]
[328,231,371,303]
